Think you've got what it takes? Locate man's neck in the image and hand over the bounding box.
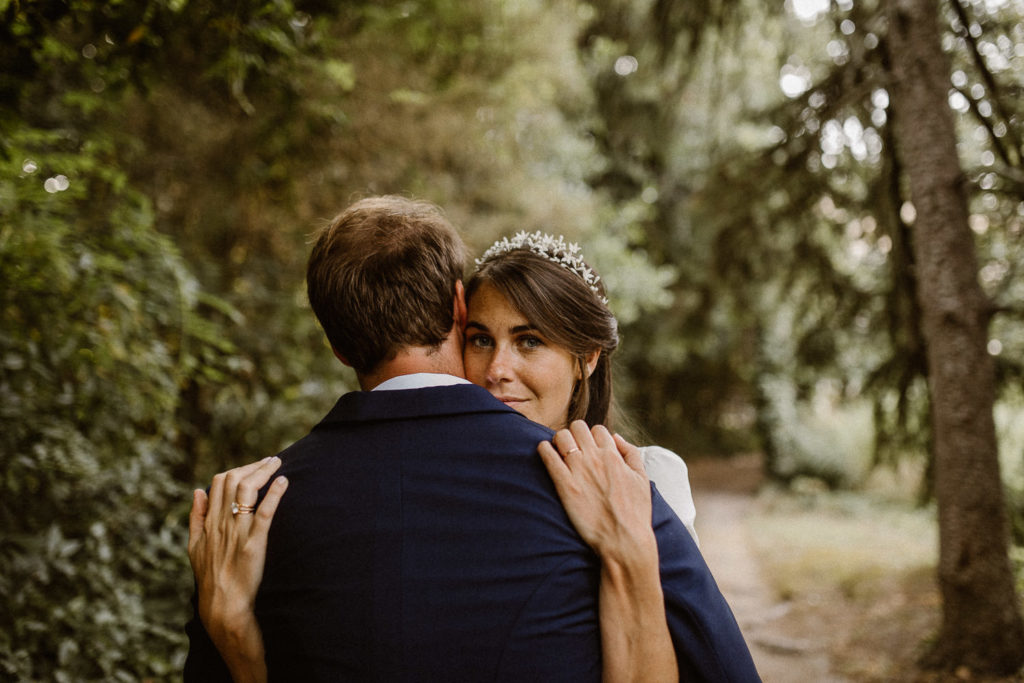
[357,342,466,391]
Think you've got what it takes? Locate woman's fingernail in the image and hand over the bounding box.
[275,476,288,486]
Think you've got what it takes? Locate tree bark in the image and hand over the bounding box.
[885,0,1024,673]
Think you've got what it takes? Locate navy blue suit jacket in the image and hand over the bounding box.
[184,384,759,681]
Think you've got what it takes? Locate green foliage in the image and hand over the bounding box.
[0,1,669,676]
[0,0,325,676]
[574,0,1024,487]
[6,0,1023,675]
[0,123,240,677]
[756,376,875,489]
[996,391,1024,546]
[755,283,877,488]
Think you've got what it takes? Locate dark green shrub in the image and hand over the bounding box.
[0,131,237,679]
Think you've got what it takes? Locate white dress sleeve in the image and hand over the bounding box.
[640,445,699,547]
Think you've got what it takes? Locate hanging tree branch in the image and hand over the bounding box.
[953,83,1017,169]
[949,0,1023,166]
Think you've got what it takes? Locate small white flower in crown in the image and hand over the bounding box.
[475,231,608,304]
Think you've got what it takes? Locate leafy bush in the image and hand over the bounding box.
[0,128,238,680]
[996,395,1024,549]
[756,374,874,489]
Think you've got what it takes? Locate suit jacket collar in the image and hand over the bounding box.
[316,383,526,427]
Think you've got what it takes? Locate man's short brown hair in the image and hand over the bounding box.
[306,196,467,374]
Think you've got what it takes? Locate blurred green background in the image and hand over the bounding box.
[2,0,1023,679]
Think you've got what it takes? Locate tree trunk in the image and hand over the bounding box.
[885,0,1024,673]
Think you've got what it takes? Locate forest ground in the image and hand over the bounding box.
[688,454,1024,683]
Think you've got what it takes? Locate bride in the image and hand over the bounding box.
[189,231,701,682]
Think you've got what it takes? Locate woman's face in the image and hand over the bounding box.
[463,283,579,430]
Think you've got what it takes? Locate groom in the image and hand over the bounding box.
[184,195,759,681]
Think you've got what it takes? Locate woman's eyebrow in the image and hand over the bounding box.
[465,321,539,334]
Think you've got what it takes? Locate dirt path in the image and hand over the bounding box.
[689,456,847,683]
[686,456,1024,683]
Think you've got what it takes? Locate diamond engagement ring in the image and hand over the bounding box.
[231,501,256,516]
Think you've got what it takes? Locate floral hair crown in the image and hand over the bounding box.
[475,231,608,304]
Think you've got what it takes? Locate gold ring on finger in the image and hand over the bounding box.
[231,501,256,516]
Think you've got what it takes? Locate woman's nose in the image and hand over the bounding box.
[486,347,515,384]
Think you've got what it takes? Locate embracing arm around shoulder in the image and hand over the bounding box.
[539,422,678,683]
[187,457,288,683]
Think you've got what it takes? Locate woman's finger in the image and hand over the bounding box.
[217,457,276,528]
[568,420,598,455]
[551,428,582,459]
[235,456,283,508]
[538,440,571,484]
[224,457,271,498]
[188,489,208,559]
[614,433,647,477]
[590,424,616,450]
[206,471,228,533]
[251,475,288,538]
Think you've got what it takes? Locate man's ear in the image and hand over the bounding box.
[453,280,467,332]
[332,347,352,367]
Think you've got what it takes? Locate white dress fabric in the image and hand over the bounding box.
[640,445,699,547]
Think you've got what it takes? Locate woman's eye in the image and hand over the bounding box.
[468,334,493,349]
[519,336,543,349]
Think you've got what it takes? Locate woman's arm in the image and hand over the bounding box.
[187,457,288,683]
[538,422,678,683]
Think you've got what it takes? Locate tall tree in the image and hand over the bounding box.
[576,0,1024,668]
[885,0,1024,673]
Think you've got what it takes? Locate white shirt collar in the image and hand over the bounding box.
[371,373,472,392]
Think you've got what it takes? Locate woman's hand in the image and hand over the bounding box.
[188,457,288,683]
[537,421,654,562]
[539,422,678,683]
